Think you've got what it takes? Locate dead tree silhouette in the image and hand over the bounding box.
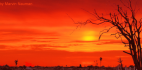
[118,58,124,70]
[15,60,18,67]
[100,57,102,67]
[74,0,142,70]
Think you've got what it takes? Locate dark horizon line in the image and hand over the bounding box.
[1,64,134,68]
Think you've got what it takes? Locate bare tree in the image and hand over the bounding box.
[15,60,18,67]
[75,0,142,70]
[100,57,102,67]
[118,58,124,70]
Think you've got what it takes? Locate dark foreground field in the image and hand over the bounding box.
[0,65,135,70]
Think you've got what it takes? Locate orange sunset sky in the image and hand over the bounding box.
[0,0,142,67]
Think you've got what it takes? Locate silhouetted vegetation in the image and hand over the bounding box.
[79,64,82,68]
[75,0,142,70]
[15,60,18,67]
[0,64,136,70]
[100,57,102,67]
[118,58,124,70]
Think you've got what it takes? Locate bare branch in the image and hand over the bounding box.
[120,0,131,9]
[66,14,76,24]
[99,26,115,40]
[123,51,132,55]
[86,20,106,25]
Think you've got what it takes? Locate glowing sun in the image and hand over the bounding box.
[83,36,96,41]
[82,31,97,41]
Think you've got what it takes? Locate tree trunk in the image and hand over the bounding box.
[132,50,141,70]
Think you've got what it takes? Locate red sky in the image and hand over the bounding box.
[0,0,142,67]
